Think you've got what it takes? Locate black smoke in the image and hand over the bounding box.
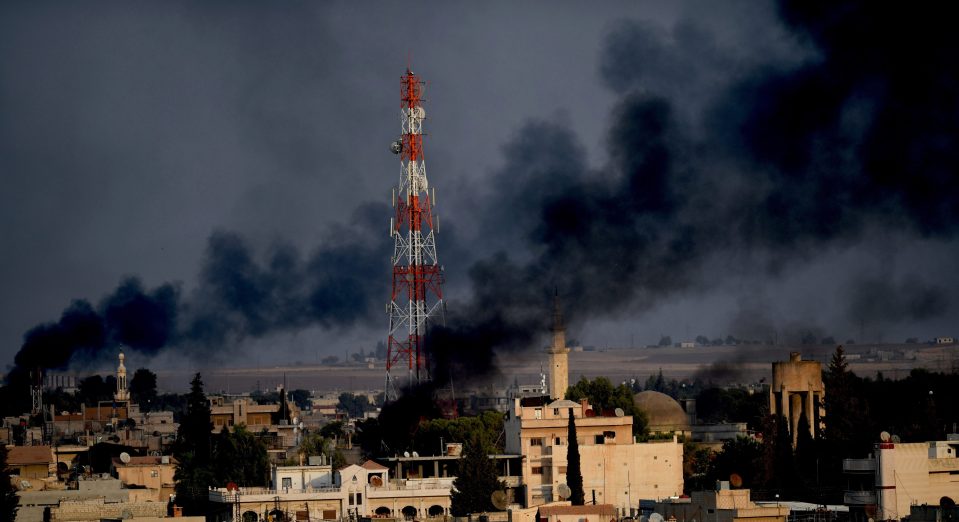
[423,1,959,385]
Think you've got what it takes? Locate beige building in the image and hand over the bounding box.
[634,390,691,437]
[505,397,683,513]
[769,352,824,446]
[656,488,788,522]
[843,437,959,521]
[208,460,456,521]
[6,445,52,480]
[110,455,177,503]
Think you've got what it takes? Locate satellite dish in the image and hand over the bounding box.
[119,452,131,464]
[557,483,572,499]
[891,434,901,443]
[390,140,403,154]
[491,490,508,510]
[614,408,625,417]
[650,514,665,522]
[411,451,419,457]
[729,473,743,488]
[403,451,410,458]
[370,476,383,487]
[880,431,891,442]
[18,480,31,490]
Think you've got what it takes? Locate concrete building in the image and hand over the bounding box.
[505,397,683,513]
[769,352,824,447]
[547,296,570,401]
[843,435,959,521]
[114,351,130,402]
[110,455,177,503]
[634,391,692,438]
[208,459,459,521]
[655,488,788,522]
[536,503,618,522]
[6,445,53,480]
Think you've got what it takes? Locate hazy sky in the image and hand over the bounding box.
[2,1,957,374]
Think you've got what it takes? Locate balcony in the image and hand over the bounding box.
[842,458,877,472]
[844,490,877,505]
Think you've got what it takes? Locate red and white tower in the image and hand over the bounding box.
[386,69,445,401]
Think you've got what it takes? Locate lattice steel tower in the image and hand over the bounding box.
[386,69,445,401]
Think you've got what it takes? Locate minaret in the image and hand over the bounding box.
[548,294,570,400]
[115,351,129,402]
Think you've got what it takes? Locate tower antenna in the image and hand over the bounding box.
[385,67,445,401]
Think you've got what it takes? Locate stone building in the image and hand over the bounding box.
[769,352,824,446]
[547,295,570,400]
[504,397,683,513]
[634,390,691,438]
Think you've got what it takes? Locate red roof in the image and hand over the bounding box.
[7,446,52,466]
[361,460,388,471]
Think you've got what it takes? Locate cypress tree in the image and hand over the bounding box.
[567,407,585,505]
[173,373,214,515]
[450,436,503,516]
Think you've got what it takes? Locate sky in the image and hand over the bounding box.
[1,1,957,378]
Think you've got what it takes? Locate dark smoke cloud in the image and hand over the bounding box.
[846,275,949,325]
[8,203,394,378]
[424,1,959,385]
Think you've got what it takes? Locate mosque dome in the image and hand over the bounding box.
[634,390,690,433]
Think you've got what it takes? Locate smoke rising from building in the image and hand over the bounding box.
[5,2,959,392]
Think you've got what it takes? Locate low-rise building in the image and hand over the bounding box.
[110,455,177,503]
[6,445,52,480]
[505,397,683,514]
[655,488,788,522]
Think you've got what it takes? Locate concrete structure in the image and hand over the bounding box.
[208,459,459,521]
[843,436,959,521]
[655,488,788,522]
[547,296,570,401]
[6,445,52,480]
[14,476,170,522]
[634,390,691,437]
[110,455,177,503]
[505,397,683,513]
[114,351,129,402]
[536,503,617,522]
[769,352,824,447]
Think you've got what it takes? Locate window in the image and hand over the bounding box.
[555,437,562,445]
[531,467,543,475]
[594,434,605,444]
[534,408,542,419]
[282,477,292,490]
[603,430,616,439]
[553,408,559,416]
[356,493,363,504]
[150,470,159,478]
[559,466,567,474]
[530,438,543,446]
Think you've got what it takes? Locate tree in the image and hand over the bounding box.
[213,425,270,487]
[450,436,504,515]
[0,445,19,521]
[298,432,346,469]
[565,376,646,436]
[337,392,370,418]
[173,373,213,515]
[658,336,673,347]
[566,408,584,505]
[129,368,158,410]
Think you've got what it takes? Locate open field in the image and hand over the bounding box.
[154,342,959,394]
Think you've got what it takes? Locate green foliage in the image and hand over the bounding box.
[173,373,213,515]
[319,421,345,440]
[337,392,371,418]
[289,389,311,411]
[566,376,647,436]
[450,437,505,515]
[695,387,767,430]
[129,368,158,410]
[0,445,19,521]
[566,408,584,505]
[212,425,270,487]
[298,432,346,469]
[415,411,505,455]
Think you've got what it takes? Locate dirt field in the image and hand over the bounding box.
[154,342,958,394]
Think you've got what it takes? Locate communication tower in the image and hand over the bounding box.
[386,68,445,401]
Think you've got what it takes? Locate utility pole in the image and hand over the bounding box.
[386,68,445,401]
